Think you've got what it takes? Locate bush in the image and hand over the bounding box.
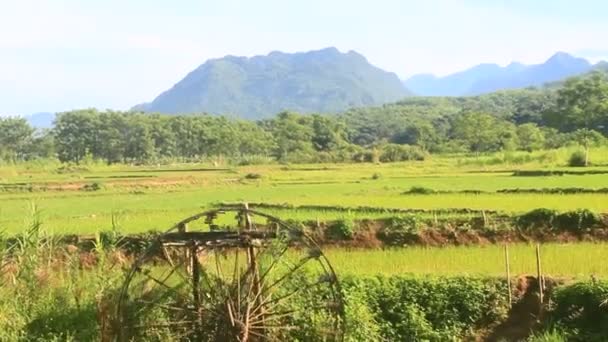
[352,150,378,163]
[339,276,509,341]
[516,208,558,230]
[326,219,355,240]
[243,173,262,180]
[371,172,382,180]
[379,144,426,163]
[404,186,435,195]
[378,215,421,245]
[553,209,602,232]
[81,182,102,191]
[517,209,602,232]
[568,150,587,167]
[548,280,608,341]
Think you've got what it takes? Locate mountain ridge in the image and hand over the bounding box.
[405,52,602,96]
[134,47,411,119]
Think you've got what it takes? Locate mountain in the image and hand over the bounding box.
[134,47,411,119]
[404,62,526,96]
[405,52,597,96]
[594,61,608,72]
[25,112,55,129]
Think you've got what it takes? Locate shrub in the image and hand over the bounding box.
[340,276,509,341]
[243,173,262,180]
[326,219,355,240]
[553,209,601,232]
[371,172,382,180]
[379,215,421,245]
[568,150,587,167]
[516,208,558,230]
[548,280,608,341]
[379,144,426,163]
[404,186,435,195]
[352,150,377,163]
[81,182,102,191]
[386,215,420,233]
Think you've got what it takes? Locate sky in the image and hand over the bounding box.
[1,0,608,115]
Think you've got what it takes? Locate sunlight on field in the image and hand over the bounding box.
[325,243,608,278]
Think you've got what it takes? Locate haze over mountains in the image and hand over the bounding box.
[134,47,409,119]
[404,52,603,96]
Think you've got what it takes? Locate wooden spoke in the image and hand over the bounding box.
[116,207,344,342]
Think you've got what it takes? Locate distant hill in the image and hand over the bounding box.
[405,52,600,96]
[134,47,411,119]
[404,62,526,96]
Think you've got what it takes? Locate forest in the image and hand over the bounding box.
[1,72,607,165]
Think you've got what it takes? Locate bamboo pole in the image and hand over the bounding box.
[504,244,512,308]
[536,244,543,304]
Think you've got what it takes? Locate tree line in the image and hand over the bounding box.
[1,72,607,165]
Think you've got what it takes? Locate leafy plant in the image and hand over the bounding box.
[553,209,601,232]
[404,186,435,195]
[244,173,263,180]
[326,218,356,240]
[548,280,608,341]
[568,150,588,167]
[370,172,382,180]
[82,182,102,191]
[516,208,558,230]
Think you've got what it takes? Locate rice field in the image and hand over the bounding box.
[325,243,608,278]
[1,151,608,234]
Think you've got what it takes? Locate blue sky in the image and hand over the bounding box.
[1,0,607,115]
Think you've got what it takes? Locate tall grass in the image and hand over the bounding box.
[0,210,125,340]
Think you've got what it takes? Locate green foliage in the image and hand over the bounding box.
[553,209,602,232]
[3,75,608,164]
[378,215,422,245]
[568,150,588,167]
[527,329,568,342]
[404,186,436,195]
[340,276,509,341]
[327,218,356,240]
[0,116,35,161]
[518,123,546,151]
[545,72,608,137]
[516,208,558,230]
[82,182,102,191]
[548,280,608,341]
[243,173,263,180]
[517,208,602,232]
[451,112,519,152]
[379,144,426,162]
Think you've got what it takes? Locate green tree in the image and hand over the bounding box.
[124,115,155,163]
[517,123,545,152]
[28,129,55,159]
[54,110,101,163]
[451,113,515,152]
[0,117,34,161]
[311,115,348,152]
[266,112,314,161]
[545,72,608,165]
[391,120,440,152]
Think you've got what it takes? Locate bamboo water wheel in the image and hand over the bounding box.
[114,205,345,341]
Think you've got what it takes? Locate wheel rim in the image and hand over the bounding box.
[115,207,345,341]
